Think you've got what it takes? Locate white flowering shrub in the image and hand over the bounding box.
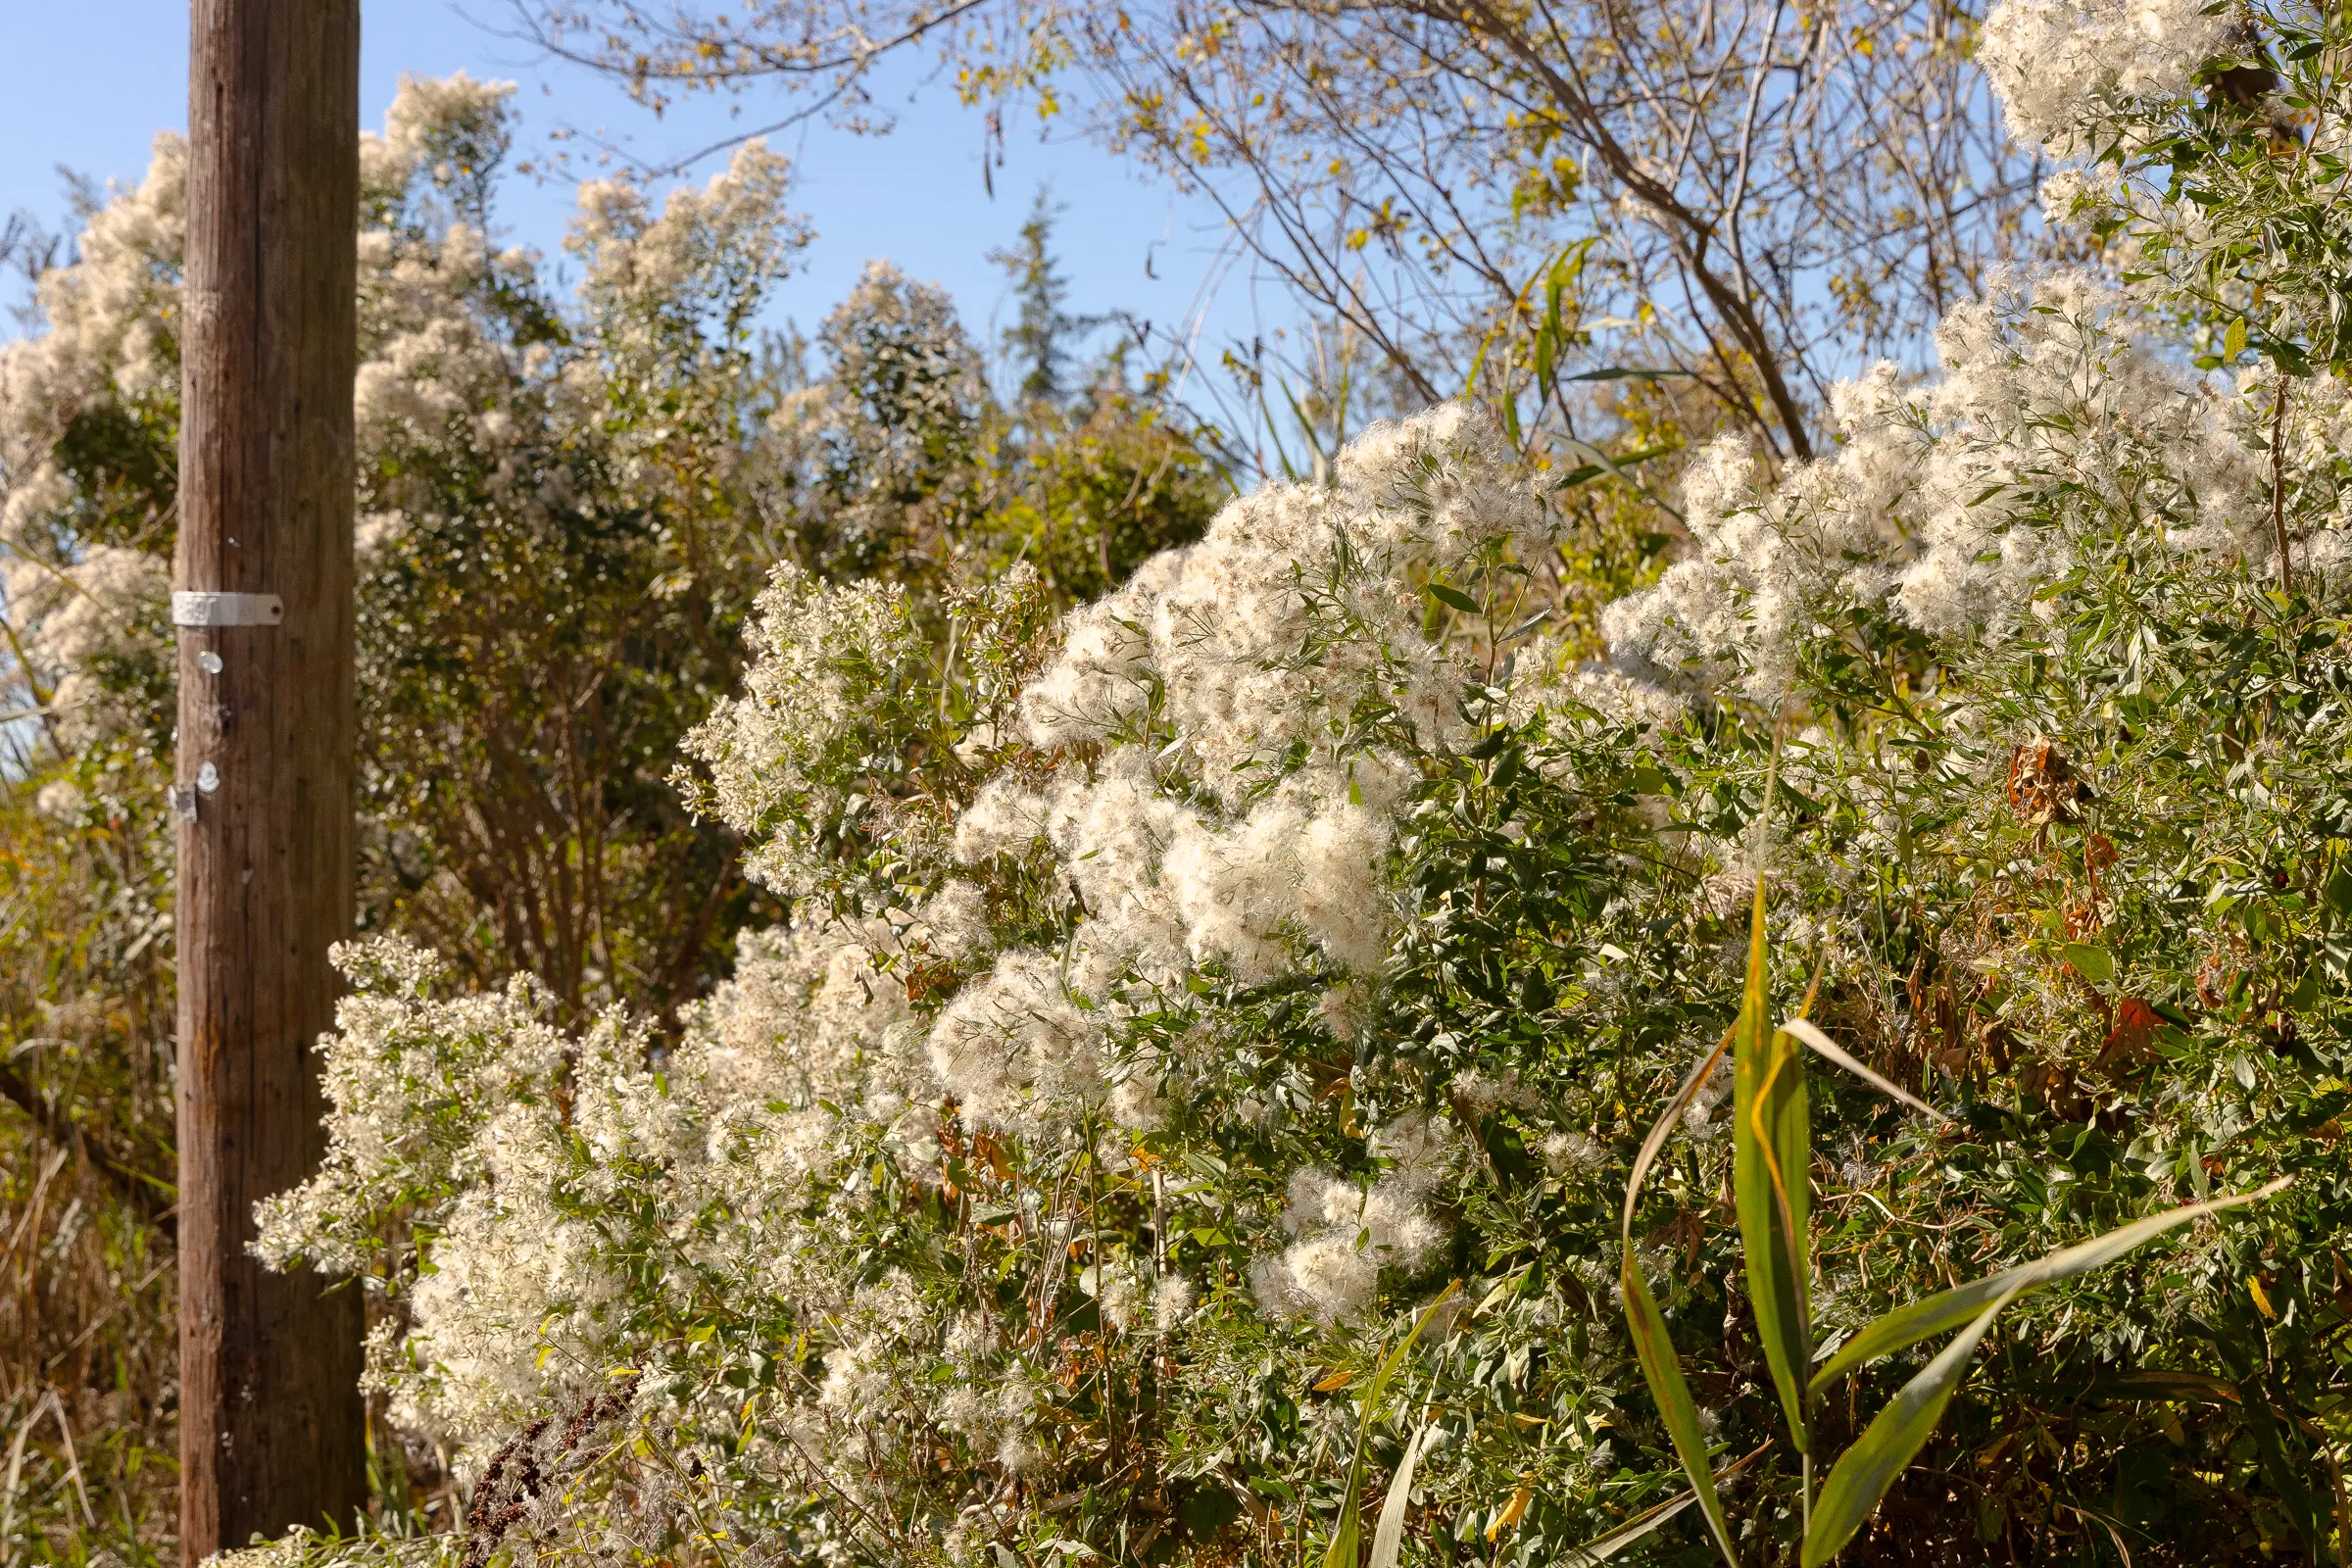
[678,563,936,899]
[219,2,2352,1561]
[0,70,1227,1562]
[0,73,819,1018]
[255,406,1713,1564]
[1605,270,2279,699]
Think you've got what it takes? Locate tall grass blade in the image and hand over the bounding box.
[1732,880,1812,1452]
[1778,1018,1949,1124]
[1620,1025,1741,1566]
[1557,1444,1771,1566]
[1622,1263,1740,1567]
[1809,1176,2290,1397]
[1557,1490,1696,1567]
[1327,1283,1461,1568]
[1366,1423,1430,1568]
[1324,1490,1362,1568]
[1800,1284,2024,1567]
[1364,1282,1460,1424]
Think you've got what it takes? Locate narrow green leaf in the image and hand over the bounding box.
[1324,1494,1362,1568]
[1547,443,1679,493]
[1809,1176,2290,1397]
[1732,880,1812,1453]
[1366,1423,1431,1568]
[1556,1445,1768,1566]
[1780,1019,1949,1124]
[1619,1027,1741,1567]
[1564,367,1693,382]
[1801,1285,2024,1567]
[1364,1281,1461,1414]
[1547,438,1687,521]
[1622,1261,1740,1567]
[1556,1490,1696,1567]
[1460,328,1500,401]
[1428,583,1482,615]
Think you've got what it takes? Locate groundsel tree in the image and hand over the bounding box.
[0,72,1218,1558]
[242,0,2352,1561]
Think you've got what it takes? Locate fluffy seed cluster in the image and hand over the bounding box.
[255,408,1542,1523]
[1251,1112,1458,1323]
[1978,0,2231,146]
[935,404,1554,1135]
[1605,270,2277,700]
[677,561,932,896]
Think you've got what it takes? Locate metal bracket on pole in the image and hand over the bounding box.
[172,591,284,628]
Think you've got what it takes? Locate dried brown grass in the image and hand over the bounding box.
[0,756,179,1567]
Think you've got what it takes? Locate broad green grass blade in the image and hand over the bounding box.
[1623,1260,1740,1567]
[1732,880,1812,1453]
[1801,1284,2024,1567]
[1324,1493,1362,1568]
[1366,1423,1430,1568]
[1620,1025,1741,1566]
[1779,1018,1948,1125]
[1809,1175,2290,1397]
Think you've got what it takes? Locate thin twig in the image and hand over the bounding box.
[0,1060,175,1232]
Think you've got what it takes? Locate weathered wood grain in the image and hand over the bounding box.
[176,1,365,1556]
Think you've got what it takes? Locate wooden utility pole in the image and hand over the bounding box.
[176,1,365,1557]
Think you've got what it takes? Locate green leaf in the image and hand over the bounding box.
[1428,583,1482,615]
[1732,880,1812,1453]
[1809,1176,2290,1397]
[1622,1259,1740,1566]
[1556,1490,1695,1566]
[1364,1281,1459,1414]
[1324,1492,1362,1568]
[1801,1284,2024,1567]
[2227,317,2248,359]
[1564,367,1693,382]
[2061,942,2116,985]
[1548,443,1678,493]
[1619,1027,1741,1566]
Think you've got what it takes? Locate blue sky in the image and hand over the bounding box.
[0,1,1276,390]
